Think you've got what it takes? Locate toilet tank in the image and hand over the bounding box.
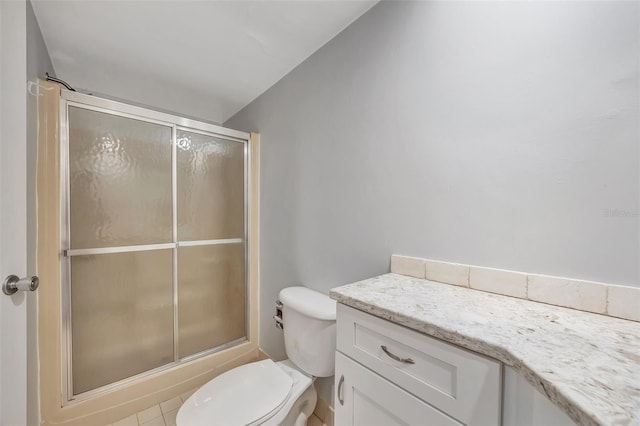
[278,287,336,377]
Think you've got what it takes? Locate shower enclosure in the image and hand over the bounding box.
[58,91,252,401]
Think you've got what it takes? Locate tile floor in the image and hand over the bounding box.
[307,414,326,426]
[111,388,328,426]
[111,389,196,426]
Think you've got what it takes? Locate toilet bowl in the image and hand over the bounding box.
[177,287,336,426]
[177,359,316,426]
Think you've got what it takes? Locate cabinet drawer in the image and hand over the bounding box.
[337,304,501,426]
[335,352,462,426]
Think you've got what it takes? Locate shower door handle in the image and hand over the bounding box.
[3,275,39,295]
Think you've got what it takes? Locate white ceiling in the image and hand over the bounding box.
[32,0,377,124]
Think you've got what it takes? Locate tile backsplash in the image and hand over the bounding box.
[470,266,527,299]
[390,254,639,322]
[390,255,426,279]
[527,274,607,314]
[607,284,640,321]
[425,259,469,287]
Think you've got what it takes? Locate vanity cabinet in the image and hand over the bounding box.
[334,304,502,426]
[335,352,462,426]
[502,366,574,426]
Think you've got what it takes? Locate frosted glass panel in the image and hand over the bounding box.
[68,107,172,249]
[71,250,174,394]
[177,130,245,241]
[178,244,245,358]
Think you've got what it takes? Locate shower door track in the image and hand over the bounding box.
[67,336,248,403]
[59,90,252,404]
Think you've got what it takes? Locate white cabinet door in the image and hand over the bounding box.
[334,352,461,426]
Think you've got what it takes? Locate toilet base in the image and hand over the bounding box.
[265,382,316,426]
[263,360,317,426]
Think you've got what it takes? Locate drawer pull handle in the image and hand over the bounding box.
[381,345,415,364]
[337,374,345,406]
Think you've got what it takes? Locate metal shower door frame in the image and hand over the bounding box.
[59,90,251,404]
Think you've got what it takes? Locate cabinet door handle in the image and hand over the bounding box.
[381,345,415,364]
[337,374,345,406]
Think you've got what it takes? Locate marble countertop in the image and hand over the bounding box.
[330,273,640,426]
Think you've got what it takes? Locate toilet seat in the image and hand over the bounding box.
[177,359,293,426]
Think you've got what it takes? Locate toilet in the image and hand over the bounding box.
[176,286,337,426]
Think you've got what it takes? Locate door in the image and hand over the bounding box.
[1,0,29,424]
[60,94,249,401]
[334,352,461,426]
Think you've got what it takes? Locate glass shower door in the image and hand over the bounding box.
[67,107,175,395]
[176,129,246,358]
[64,104,247,398]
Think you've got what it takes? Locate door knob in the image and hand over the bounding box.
[3,275,39,295]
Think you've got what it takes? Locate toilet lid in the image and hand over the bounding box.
[177,359,293,426]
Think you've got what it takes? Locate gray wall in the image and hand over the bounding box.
[225,0,640,374]
[26,2,55,424]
